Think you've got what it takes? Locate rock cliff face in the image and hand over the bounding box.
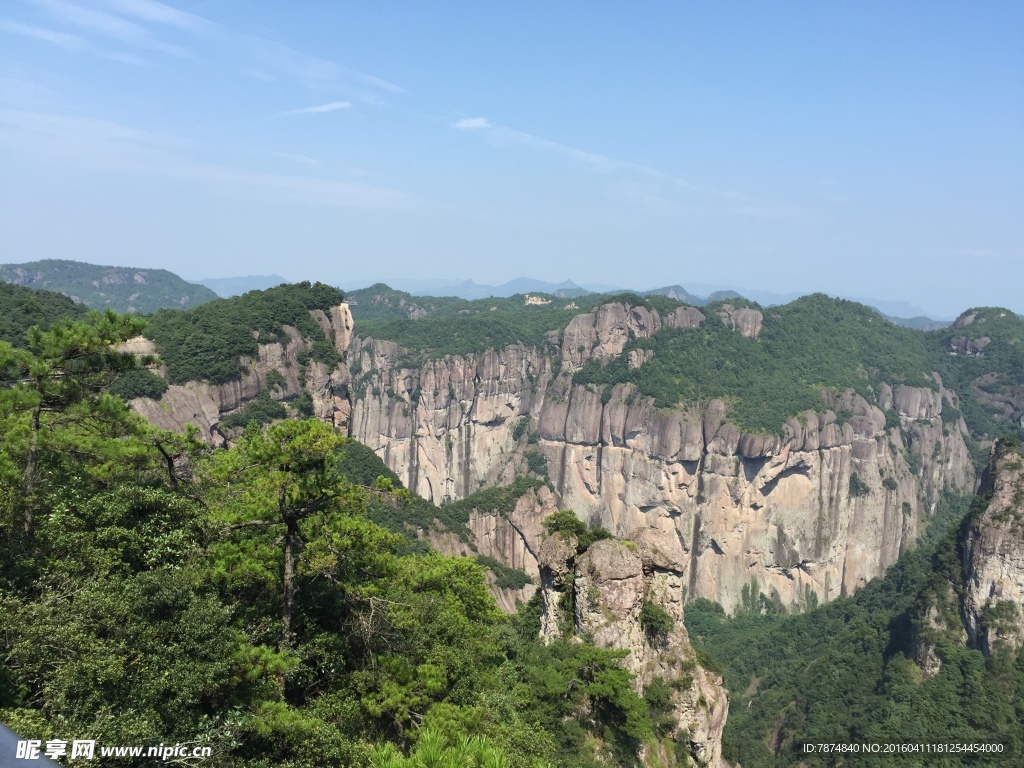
[962,446,1024,654]
[427,486,557,613]
[129,297,977,615]
[129,304,354,445]
[538,536,728,767]
[347,301,976,613]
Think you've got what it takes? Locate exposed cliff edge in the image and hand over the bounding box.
[426,485,556,613]
[347,300,976,613]
[962,442,1024,654]
[538,535,728,767]
[128,304,354,445]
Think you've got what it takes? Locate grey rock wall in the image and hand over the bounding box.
[348,301,975,613]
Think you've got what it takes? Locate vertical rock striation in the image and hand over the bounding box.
[129,297,978,615]
[348,301,975,612]
[962,444,1024,654]
[539,536,728,767]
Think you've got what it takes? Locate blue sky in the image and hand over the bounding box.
[1,1,1021,317]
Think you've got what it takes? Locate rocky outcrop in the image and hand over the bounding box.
[537,532,578,642]
[541,536,728,767]
[910,585,967,679]
[716,304,762,338]
[962,445,1024,654]
[561,302,670,372]
[428,486,557,613]
[129,304,354,443]
[949,335,991,356]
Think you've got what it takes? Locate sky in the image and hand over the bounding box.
[0,1,1021,318]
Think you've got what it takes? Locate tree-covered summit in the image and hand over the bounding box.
[0,282,89,348]
[574,293,940,433]
[143,281,345,384]
[0,259,218,314]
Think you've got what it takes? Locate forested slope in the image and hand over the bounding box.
[0,259,218,314]
[2,286,1023,766]
[0,309,697,767]
[0,282,88,348]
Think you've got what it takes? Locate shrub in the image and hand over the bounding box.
[885,409,902,431]
[107,368,168,401]
[640,601,674,642]
[525,448,548,477]
[542,511,612,554]
[941,405,963,424]
[264,369,286,391]
[643,676,678,738]
[219,391,287,430]
[292,390,314,417]
[849,472,871,498]
[475,555,532,590]
[512,416,530,442]
[543,510,587,539]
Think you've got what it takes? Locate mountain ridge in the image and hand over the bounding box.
[0,259,218,314]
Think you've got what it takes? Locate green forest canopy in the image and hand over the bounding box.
[143,281,344,385]
[353,289,1024,441]
[0,282,89,347]
[0,259,219,314]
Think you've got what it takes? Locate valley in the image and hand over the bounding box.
[2,271,1023,766]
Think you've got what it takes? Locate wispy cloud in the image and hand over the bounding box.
[279,101,351,117]
[0,108,409,208]
[451,115,709,193]
[272,151,320,166]
[242,67,275,83]
[0,17,145,64]
[15,2,403,103]
[30,0,191,57]
[348,70,404,94]
[454,117,490,130]
[102,0,214,33]
[449,115,802,218]
[245,36,403,104]
[0,18,85,49]
[732,202,805,221]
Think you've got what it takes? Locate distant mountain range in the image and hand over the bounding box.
[197,275,291,297]
[0,259,218,314]
[350,277,593,300]
[347,276,953,328]
[0,260,972,328]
